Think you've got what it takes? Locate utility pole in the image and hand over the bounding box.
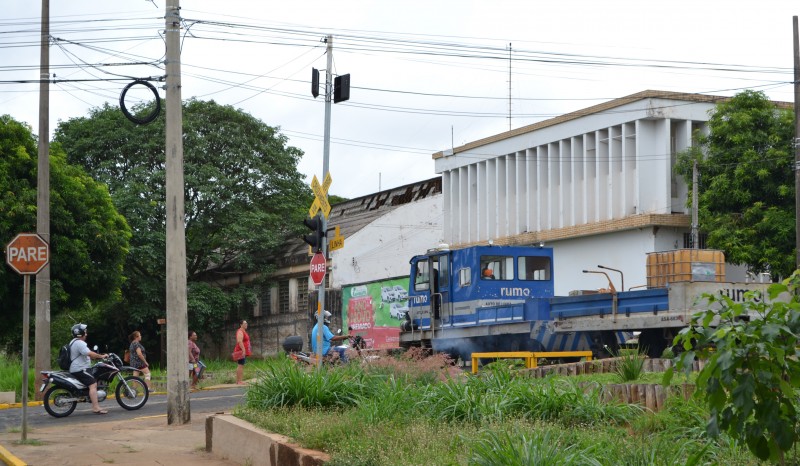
[165,0,190,424]
[508,43,512,131]
[34,0,50,402]
[692,159,699,249]
[794,16,800,270]
[315,35,333,366]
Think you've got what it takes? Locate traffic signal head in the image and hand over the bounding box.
[311,68,320,98]
[333,74,350,103]
[303,215,325,251]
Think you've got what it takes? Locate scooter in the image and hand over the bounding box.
[40,351,149,418]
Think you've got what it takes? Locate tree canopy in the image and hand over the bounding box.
[675,90,795,278]
[54,99,311,337]
[0,115,130,351]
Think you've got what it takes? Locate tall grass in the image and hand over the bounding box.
[245,355,373,409]
[612,346,646,382]
[0,355,37,401]
[469,430,601,466]
[233,351,768,465]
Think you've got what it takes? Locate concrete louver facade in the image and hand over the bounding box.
[435,90,720,246]
[432,90,763,294]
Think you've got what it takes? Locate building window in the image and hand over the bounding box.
[682,232,708,249]
[278,280,290,314]
[297,278,309,313]
[257,285,271,316]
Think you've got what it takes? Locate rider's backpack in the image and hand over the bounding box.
[57,340,76,371]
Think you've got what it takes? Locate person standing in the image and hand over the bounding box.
[68,323,108,414]
[188,330,204,388]
[234,320,252,385]
[129,331,153,392]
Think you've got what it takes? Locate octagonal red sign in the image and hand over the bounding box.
[309,252,326,286]
[6,233,49,275]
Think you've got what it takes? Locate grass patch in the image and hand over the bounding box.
[234,354,764,465]
[14,438,46,446]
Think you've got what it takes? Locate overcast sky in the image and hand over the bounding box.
[2,1,798,199]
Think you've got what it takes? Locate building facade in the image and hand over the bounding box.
[433,90,753,295]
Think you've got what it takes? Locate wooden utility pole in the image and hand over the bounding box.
[34,0,51,401]
[165,0,190,424]
[794,16,800,270]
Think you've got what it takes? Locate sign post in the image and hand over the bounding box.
[6,233,50,441]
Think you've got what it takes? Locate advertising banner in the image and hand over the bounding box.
[342,277,409,349]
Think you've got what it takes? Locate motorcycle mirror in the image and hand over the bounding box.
[336,329,342,335]
[93,345,98,351]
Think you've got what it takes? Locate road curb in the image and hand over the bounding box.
[0,442,26,466]
[207,414,329,466]
[0,402,42,411]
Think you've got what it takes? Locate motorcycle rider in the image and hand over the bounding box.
[68,323,109,414]
[311,311,350,363]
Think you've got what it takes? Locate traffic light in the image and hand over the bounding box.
[303,214,325,251]
[311,68,319,98]
[333,73,350,103]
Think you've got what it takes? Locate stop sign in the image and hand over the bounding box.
[309,252,326,286]
[6,233,49,275]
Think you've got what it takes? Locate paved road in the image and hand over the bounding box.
[0,386,247,465]
[0,386,246,431]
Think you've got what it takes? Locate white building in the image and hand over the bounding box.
[433,90,752,295]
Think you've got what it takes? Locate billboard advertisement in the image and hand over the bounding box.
[342,277,409,349]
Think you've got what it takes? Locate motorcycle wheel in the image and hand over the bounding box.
[43,386,77,418]
[115,376,149,410]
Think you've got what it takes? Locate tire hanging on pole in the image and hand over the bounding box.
[119,79,161,125]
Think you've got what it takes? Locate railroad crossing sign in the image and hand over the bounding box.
[309,251,326,286]
[308,173,332,219]
[6,233,49,275]
[328,225,345,251]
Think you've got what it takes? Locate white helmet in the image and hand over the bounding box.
[71,323,87,337]
[323,310,332,325]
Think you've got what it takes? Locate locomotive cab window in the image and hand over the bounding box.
[519,256,551,281]
[480,255,514,280]
[414,260,430,291]
[459,267,471,287]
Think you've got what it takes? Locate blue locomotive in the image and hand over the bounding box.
[399,244,596,362]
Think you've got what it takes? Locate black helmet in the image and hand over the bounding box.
[71,323,87,337]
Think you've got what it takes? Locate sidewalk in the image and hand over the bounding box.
[0,385,241,466]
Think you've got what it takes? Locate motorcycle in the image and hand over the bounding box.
[39,351,149,418]
[285,328,367,366]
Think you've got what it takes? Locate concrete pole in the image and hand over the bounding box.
[692,159,699,249]
[165,0,190,424]
[34,0,50,402]
[315,35,333,367]
[793,16,800,270]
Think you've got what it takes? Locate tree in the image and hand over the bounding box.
[0,115,130,351]
[675,90,795,279]
[665,274,800,464]
[54,99,312,338]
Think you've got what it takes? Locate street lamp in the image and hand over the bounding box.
[597,265,624,292]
